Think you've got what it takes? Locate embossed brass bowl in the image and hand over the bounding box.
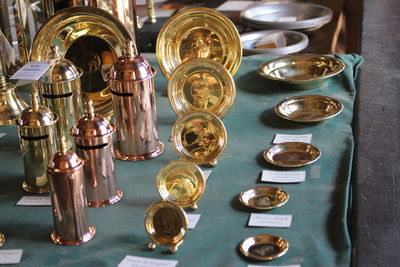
[239,186,289,210]
[168,58,236,118]
[275,95,343,123]
[156,7,242,79]
[157,160,206,210]
[258,55,345,89]
[30,6,133,117]
[263,142,321,167]
[240,234,289,261]
[172,112,227,166]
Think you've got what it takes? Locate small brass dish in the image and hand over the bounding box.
[239,186,289,210]
[263,142,320,167]
[275,95,343,123]
[258,55,345,89]
[240,234,289,261]
[156,7,242,79]
[0,232,4,246]
[168,58,236,118]
[157,159,206,210]
[172,112,227,166]
[145,201,188,253]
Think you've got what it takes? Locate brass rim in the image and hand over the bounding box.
[240,234,289,261]
[263,142,321,167]
[239,185,289,210]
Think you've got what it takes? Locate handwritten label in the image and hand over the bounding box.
[118,255,178,267]
[248,214,292,228]
[249,265,301,267]
[16,196,51,206]
[261,170,305,183]
[10,61,52,81]
[0,249,23,264]
[0,31,15,68]
[187,214,201,229]
[273,134,312,144]
[202,170,212,181]
[0,133,6,140]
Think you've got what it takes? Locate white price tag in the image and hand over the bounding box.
[248,214,292,228]
[261,170,306,183]
[0,249,23,264]
[187,214,201,229]
[118,255,178,267]
[16,196,51,206]
[202,170,212,181]
[273,134,312,144]
[0,31,15,68]
[10,61,52,81]
[249,265,301,267]
[0,133,6,140]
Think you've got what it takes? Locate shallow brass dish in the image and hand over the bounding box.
[157,160,206,210]
[240,234,289,261]
[172,112,227,166]
[30,6,133,117]
[263,142,320,167]
[275,95,343,123]
[239,186,289,210]
[156,7,242,80]
[0,232,4,246]
[168,58,236,118]
[258,55,345,89]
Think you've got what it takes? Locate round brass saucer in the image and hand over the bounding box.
[168,58,236,118]
[239,186,289,210]
[172,112,227,166]
[263,142,321,167]
[156,7,242,79]
[157,160,206,210]
[275,95,343,123]
[240,234,289,261]
[0,232,5,246]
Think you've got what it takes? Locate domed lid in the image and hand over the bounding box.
[17,92,57,127]
[48,137,84,172]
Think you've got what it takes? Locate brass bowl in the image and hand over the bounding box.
[258,55,345,89]
[239,186,289,210]
[275,95,343,123]
[240,234,289,261]
[263,142,321,167]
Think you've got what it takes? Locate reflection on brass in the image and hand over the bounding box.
[0,74,27,126]
[145,201,187,253]
[240,234,289,261]
[146,0,157,23]
[263,142,321,168]
[239,186,289,210]
[157,160,206,210]
[0,232,4,246]
[258,55,345,89]
[275,95,343,123]
[156,7,242,79]
[41,0,55,20]
[168,58,236,118]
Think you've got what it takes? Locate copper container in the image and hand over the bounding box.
[108,41,163,161]
[70,100,122,207]
[0,74,27,126]
[35,45,82,150]
[16,92,57,193]
[47,137,95,245]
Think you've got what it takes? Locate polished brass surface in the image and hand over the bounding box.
[172,112,227,166]
[30,6,133,117]
[0,232,4,246]
[240,234,289,261]
[146,0,157,23]
[239,186,289,210]
[156,7,242,79]
[41,0,55,20]
[275,95,343,123]
[263,142,321,168]
[145,201,187,253]
[258,55,345,89]
[156,160,206,210]
[0,75,27,126]
[168,58,236,118]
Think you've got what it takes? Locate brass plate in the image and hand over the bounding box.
[263,142,321,167]
[275,95,343,123]
[0,232,4,246]
[258,55,345,89]
[156,7,242,80]
[168,58,236,118]
[172,112,227,165]
[239,186,289,210]
[30,6,133,117]
[157,160,206,209]
[240,234,289,261]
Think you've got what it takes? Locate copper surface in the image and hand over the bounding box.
[0,75,27,126]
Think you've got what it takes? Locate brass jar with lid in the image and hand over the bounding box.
[0,74,27,126]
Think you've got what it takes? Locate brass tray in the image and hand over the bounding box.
[156,7,242,80]
[0,232,4,246]
[239,186,289,210]
[263,142,320,167]
[258,55,345,89]
[168,58,236,118]
[172,112,227,166]
[240,234,289,261]
[30,6,133,117]
[275,95,343,123]
[157,159,206,210]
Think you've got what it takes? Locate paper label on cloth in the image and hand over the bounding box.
[273,134,312,144]
[248,265,301,267]
[261,170,306,183]
[10,61,52,81]
[0,31,15,68]
[118,255,178,267]
[0,249,23,264]
[202,170,212,181]
[248,214,292,228]
[0,133,6,140]
[16,196,51,206]
[187,214,201,229]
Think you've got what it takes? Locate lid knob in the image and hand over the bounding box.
[124,40,135,59]
[85,99,95,118]
[60,136,68,154]
[31,91,40,111]
[48,44,60,60]
[0,75,7,88]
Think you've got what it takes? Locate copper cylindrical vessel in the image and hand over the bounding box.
[108,41,163,161]
[16,92,57,193]
[70,100,122,207]
[47,137,95,245]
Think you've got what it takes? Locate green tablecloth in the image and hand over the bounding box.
[0,54,363,267]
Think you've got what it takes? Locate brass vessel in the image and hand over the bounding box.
[239,186,289,210]
[263,142,321,167]
[0,74,27,126]
[240,234,289,261]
